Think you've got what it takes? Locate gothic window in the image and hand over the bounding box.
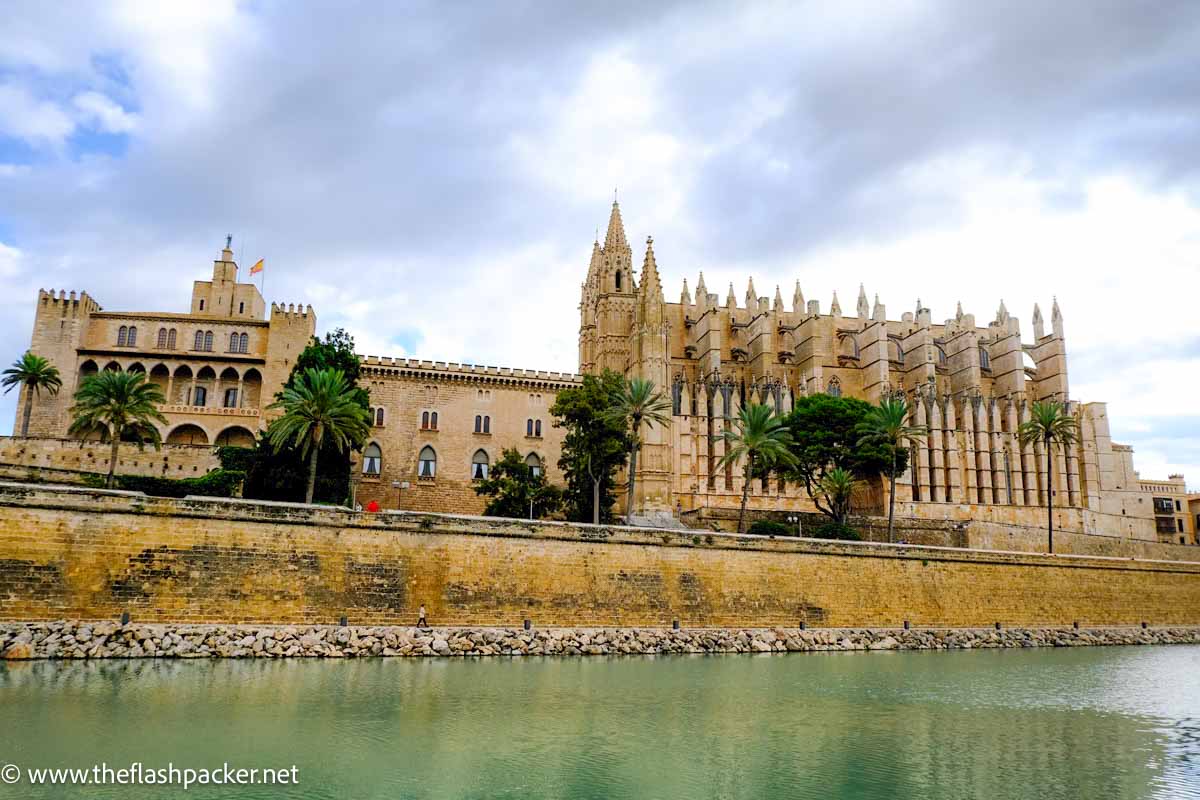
[239,333,249,353]
[238,301,245,314]
[474,415,483,433]
[472,449,490,480]
[363,443,382,476]
[431,411,438,429]
[117,326,128,346]
[229,332,240,352]
[535,419,542,437]
[527,419,534,436]
[615,270,622,291]
[935,344,947,366]
[979,346,991,370]
[223,388,238,408]
[418,446,437,478]
[167,329,176,349]
[827,377,842,398]
[127,325,136,346]
[194,331,204,350]
[483,415,490,434]
[157,328,168,348]
[193,386,208,407]
[199,299,205,311]
[422,411,430,429]
[375,408,384,426]
[671,379,683,415]
[526,453,542,477]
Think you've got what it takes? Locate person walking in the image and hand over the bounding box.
[417,604,427,628]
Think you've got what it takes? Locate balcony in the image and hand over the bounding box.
[161,404,260,419]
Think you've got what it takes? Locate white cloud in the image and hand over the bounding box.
[72,91,139,134]
[0,82,74,145]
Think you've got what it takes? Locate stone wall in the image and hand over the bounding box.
[684,506,1200,562]
[0,436,221,483]
[2,482,1200,629]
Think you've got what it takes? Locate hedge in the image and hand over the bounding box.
[83,469,246,498]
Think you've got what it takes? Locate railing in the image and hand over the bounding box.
[160,404,260,418]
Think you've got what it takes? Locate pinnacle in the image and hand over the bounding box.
[603,199,628,251]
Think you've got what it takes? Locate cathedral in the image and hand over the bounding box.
[4,202,1195,546]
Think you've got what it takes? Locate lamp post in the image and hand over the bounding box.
[787,514,802,537]
[391,479,410,509]
[348,453,360,509]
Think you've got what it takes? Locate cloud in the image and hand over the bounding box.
[0,0,1199,485]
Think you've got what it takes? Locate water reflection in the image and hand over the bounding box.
[2,646,1198,799]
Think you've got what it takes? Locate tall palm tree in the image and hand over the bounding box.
[2,352,63,437]
[716,403,796,534]
[267,368,370,504]
[1017,400,1079,554]
[607,377,672,524]
[819,468,858,525]
[68,370,167,488]
[859,396,927,543]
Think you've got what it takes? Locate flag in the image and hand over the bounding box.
[249,258,264,275]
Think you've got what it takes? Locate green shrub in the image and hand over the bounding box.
[747,520,792,538]
[810,521,861,541]
[102,469,246,498]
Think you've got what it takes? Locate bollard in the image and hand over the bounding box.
[339,616,348,627]
[799,621,806,631]
[1073,621,1079,630]
[120,611,130,626]
[524,619,532,631]
[994,622,1002,631]
[672,620,680,630]
[903,620,910,630]
[1141,621,1148,629]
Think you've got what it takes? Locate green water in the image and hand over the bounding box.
[2,646,1199,799]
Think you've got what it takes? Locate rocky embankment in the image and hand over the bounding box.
[3,622,1200,660]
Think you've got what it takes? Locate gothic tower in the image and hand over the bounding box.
[628,236,674,513]
[579,201,636,374]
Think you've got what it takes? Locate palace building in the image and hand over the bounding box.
[5,204,1194,546]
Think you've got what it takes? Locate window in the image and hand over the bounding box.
[375,408,384,426]
[204,331,213,351]
[472,449,489,480]
[422,411,430,429]
[127,326,136,346]
[431,411,438,429]
[167,329,176,349]
[1178,519,1185,533]
[484,416,490,434]
[238,301,244,314]
[363,443,382,476]
[157,328,168,348]
[526,452,542,477]
[475,415,482,433]
[420,411,438,430]
[199,299,205,311]
[615,270,622,290]
[535,420,542,437]
[1154,497,1175,515]
[1156,517,1176,534]
[193,386,208,407]
[1177,500,1183,512]
[223,388,238,408]
[229,332,240,352]
[979,347,991,370]
[117,326,128,346]
[418,446,436,478]
[827,377,842,398]
[527,419,534,436]
[194,330,204,350]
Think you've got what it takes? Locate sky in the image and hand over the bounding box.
[1,0,1198,486]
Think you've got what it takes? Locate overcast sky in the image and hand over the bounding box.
[1,1,1198,485]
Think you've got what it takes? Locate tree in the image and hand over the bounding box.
[237,329,370,504]
[715,403,796,533]
[67,370,167,489]
[858,396,924,542]
[550,370,631,524]
[2,352,62,437]
[818,467,858,525]
[266,368,370,504]
[607,377,672,524]
[782,394,892,521]
[473,448,563,519]
[1017,400,1079,554]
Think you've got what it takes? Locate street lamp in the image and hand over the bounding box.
[391,479,410,509]
[786,514,802,537]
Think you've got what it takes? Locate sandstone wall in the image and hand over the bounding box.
[2,482,1199,629]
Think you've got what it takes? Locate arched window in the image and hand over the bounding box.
[526,453,542,477]
[471,449,489,480]
[935,344,947,366]
[117,326,128,346]
[203,331,214,352]
[526,419,534,436]
[223,388,238,408]
[418,446,437,478]
[157,328,167,348]
[194,330,204,350]
[229,332,240,352]
[363,443,382,476]
[483,415,490,434]
[474,415,483,433]
[979,346,991,370]
[167,329,176,349]
[534,419,542,437]
[430,411,438,429]
[193,386,208,407]
[127,326,137,346]
[827,377,842,398]
[238,301,245,314]
[615,270,622,291]
[421,411,430,429]
[375,408,384,426]
[239,333,249,353]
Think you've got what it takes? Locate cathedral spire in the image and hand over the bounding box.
[956,301,964,321]
[1051,296,1064,338]
[793,280,805,312]
[830,290,842,316]
[727,282,738,308]
[696,271,707,306]
[774,285,784,311]
[997,299,1009,323]
[745,276,758,309]
[681,277,692,306]
[1032,302,1044,339]
[872,293,885,322]
[603,199,628,252]
[639,236,662,298]
[857,283,869,319]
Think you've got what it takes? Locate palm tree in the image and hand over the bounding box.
[2,352,63,437]
[716,403,796,534]
[1017,400,1079,554]
[267,368,370,504]
[68,370,167,488]
[859,396,927,543]
[818,468,858,525]
[607,377,672,524]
